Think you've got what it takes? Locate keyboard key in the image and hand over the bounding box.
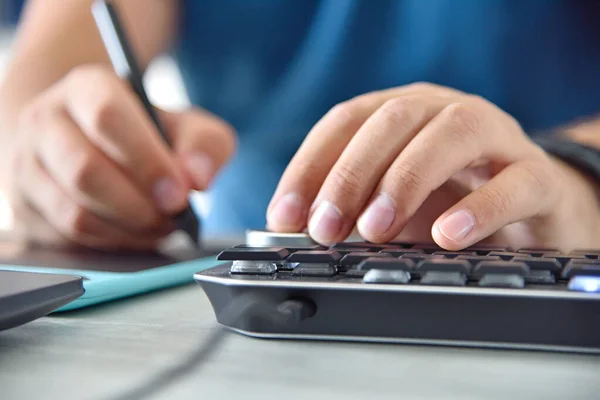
[356,257,415,271]
[516,248,557,257]
[411,244,444,254]
[432,251,477,258]
[416,259,472,274]
[478,274,525,288]
[230,260,278,274]
[512,257,562,274]
[218,247,290,261]
[456,255,501,265]
[565,258,600,266]
[331,247,377,256]
[291,263,337,277]
[420,271,467,286]
[387,241,416,249]
[542,252,587,266]
[234,244,326,252]
[286,250,342,263]
[464,245,508,255]
[473,261,530,277]
[340,252,391,267]
[363,269,411,284]
[561,262,600,279]
[331,242,399,252]
[345,269,367,278]
[330,242,373,249]
[525,270,556,285]
[487,251,528,260]
[569,249,600,259]
[383,249,424,257]
[399,254,445,263]
[285,245,327,252]
[568,276,600,292]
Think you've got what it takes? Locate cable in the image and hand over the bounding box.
[101,293,315,400]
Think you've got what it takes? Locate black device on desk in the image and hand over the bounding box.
[195,230,600,354]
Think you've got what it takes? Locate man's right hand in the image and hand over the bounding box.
[8,65,236,250]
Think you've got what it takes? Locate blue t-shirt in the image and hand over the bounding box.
[172,0,600,236]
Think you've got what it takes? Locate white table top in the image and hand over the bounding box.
[1,279,599,400]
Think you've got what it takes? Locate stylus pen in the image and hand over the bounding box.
[91,0,200,246]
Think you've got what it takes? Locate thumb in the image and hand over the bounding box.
[158,107,236,191]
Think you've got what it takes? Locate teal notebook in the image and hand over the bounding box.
[0,240,224,311]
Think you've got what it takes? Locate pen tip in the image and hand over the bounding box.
[175,207,201,247]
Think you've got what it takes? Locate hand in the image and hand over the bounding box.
[267,83,600,252]
[8,65,235,250]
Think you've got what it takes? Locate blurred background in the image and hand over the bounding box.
[0,0,195,231]
[0,0,22,230]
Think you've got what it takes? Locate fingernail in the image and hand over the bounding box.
[153,178,186,213]
[185,153,214,188]
[357,193,396,237]
[268,193,304,228]
[438,210,475,242]
[308,201,343,244]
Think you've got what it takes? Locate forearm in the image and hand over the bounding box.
[0,0,177,193]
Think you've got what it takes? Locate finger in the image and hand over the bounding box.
[60,66,189,215]
[266,99,371,232]
[431,160,556,250]
[266,83,443,233]
[8,155,68,248]
[357,102,534,242]
[18,151,164,251]
[28,104,167,233]
[160,108,236,190]
[305,96,448,245]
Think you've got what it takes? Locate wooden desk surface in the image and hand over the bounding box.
[1,281,599,400]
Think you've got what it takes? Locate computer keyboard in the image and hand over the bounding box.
[194,233,600,353]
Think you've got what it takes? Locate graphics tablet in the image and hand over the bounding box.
[0,235,231,312]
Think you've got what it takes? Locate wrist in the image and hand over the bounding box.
[549,154,600,247]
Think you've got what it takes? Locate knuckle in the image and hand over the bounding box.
[66,65,121,135]
[444,102,482,139]
[64,152,100,193]
[88,93,120,135]
[378,97,419,129]
[65,64,112,86]
[18,99,52,129]
[521,161,553,199]
[343,92,378,110]
[312,99,370,140]
[290,158,324,179]
[406,81,438,92]
[329,163,369,199]
[326,99,367,131]
[58,204,91,236]
[391,161,428,193]
[479,186,516,217]
[328,101,356,121]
